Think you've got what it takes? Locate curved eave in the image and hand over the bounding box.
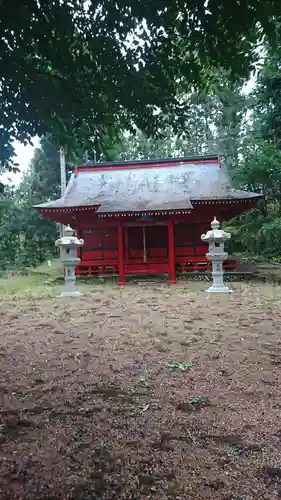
[35,205,100,213]
[98,209,193,218]
[192,197,262,205]
[35,196,262,216]
[36,206,193,217]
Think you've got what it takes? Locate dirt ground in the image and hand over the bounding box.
[1,280,281,500]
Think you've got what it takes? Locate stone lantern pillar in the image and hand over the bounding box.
[55,225,84,297]
[201,217,232,293]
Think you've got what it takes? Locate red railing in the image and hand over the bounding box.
[76,256,238,277]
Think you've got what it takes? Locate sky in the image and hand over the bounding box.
[1,137,41,186]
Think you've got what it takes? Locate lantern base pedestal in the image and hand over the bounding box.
[57,290,83,298]
[205,284,233,293]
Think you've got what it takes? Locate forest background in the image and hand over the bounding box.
[1,2,281,268]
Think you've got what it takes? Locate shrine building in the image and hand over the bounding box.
[35,155,261,284]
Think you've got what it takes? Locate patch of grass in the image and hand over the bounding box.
[177,396,208,412]
[0,260,65,298]
[0,261,113,298]
[29,260,63,278]
[0,274,59,298]
[166,361,195,371]
[136,376,150,387]
[202,335,218,344]
[186,396,203,405]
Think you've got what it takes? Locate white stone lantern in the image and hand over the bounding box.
[201,216,232,293]
[55,225,84,297]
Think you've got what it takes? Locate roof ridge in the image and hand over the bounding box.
[79,155,219,169]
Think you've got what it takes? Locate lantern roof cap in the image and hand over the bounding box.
[211,216,220,230]
[64,224,74,236]
[55,226,84,247]
[201,217,231,242]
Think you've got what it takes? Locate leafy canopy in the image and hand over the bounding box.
[106,79,248,168]
[0,136,64,269]
[227,45,281,261]
[1,0,280,169]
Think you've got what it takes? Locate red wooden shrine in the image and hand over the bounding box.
[35,155,261,284]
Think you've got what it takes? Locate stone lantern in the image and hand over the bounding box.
[55,225,84,297]
[201,217,232,293]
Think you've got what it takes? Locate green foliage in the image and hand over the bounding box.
[235,140,281,208]
[1,0,280,170]
[254,52,281,149]
[227,44,281,260]
[166,361,195,371]
[3,18,281,267]
[0,197,58,269]
[107,80,248,166]
[0,137,64,269]
[228,139,281,259]
[186,397,204,405]
[227,208,281,260]
[27,135,62,202]
[136,376,150,388]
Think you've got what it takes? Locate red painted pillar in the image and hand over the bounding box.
[74,216,82,276]
[117,222,125,285]
[124,225,129,261]
[76,219,82,262]
[168,220,176,284]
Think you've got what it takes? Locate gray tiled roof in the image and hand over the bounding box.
[35,158,261,212]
